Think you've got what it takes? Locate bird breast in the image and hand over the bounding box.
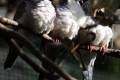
[99,26,113,47]
[90,25,113,47]
[21,0,56,34]
[76,16,113,47]
[51,7,80,40]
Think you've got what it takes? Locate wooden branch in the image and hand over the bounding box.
[3,37,59,80]
[0,23,76,80]
[79,46,120,58]
[0,16,120,79]
[0,16,18,26]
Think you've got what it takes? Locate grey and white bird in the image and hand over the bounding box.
[39,0,87,79]
[50,0,87,41]
[50,3,79,40]
[42,0,85,67]
[76,16,113,80]
[73,1,113,79]
[4,0,56,69]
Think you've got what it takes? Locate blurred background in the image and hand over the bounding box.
[0,0,120,80]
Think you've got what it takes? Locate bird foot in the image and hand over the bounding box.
[87,44,93,53]
[100,46,106,55]
[53,38,61,43]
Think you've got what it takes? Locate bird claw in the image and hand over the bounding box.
[53,38,61,43]
[100,46,106,55]
[87,44,93,53]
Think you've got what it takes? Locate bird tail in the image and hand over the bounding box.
[4,47,18,69]
[79,50,97,80]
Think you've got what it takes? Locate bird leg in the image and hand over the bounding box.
[100,46,106,55]
[52,38,62,46]
[87,44,93,53]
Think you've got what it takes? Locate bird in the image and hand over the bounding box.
[4,0,56,69]
[74,0,113,80]
[50,0,87,40]
[39,0,87,79]
[41,0,84,69]
[50,3,79,41]
[75,16,113,80]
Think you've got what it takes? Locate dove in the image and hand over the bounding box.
[74,1,113,79]
[50,0,86,40]
[74,1,113,80]
[4,0,56,69]
[48,0,87,47]
[76,16,113,80]
[42,0,85,66]
[50,4,79,40]
[39,0,87,79]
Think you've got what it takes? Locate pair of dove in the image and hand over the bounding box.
[4,0,113,70]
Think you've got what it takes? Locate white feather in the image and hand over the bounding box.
[100,26,113,47]
[90,25,106,46]
[51,4,80,40]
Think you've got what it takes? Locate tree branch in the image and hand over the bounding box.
[0,23,76,80]
[3,37,59,80]
[79,46,120,58]
[0,16,18,26]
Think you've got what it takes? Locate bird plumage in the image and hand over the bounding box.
[39,0,86,79]
[49,0,87,43]
[50,4,79,40]
[22,0,56,34]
